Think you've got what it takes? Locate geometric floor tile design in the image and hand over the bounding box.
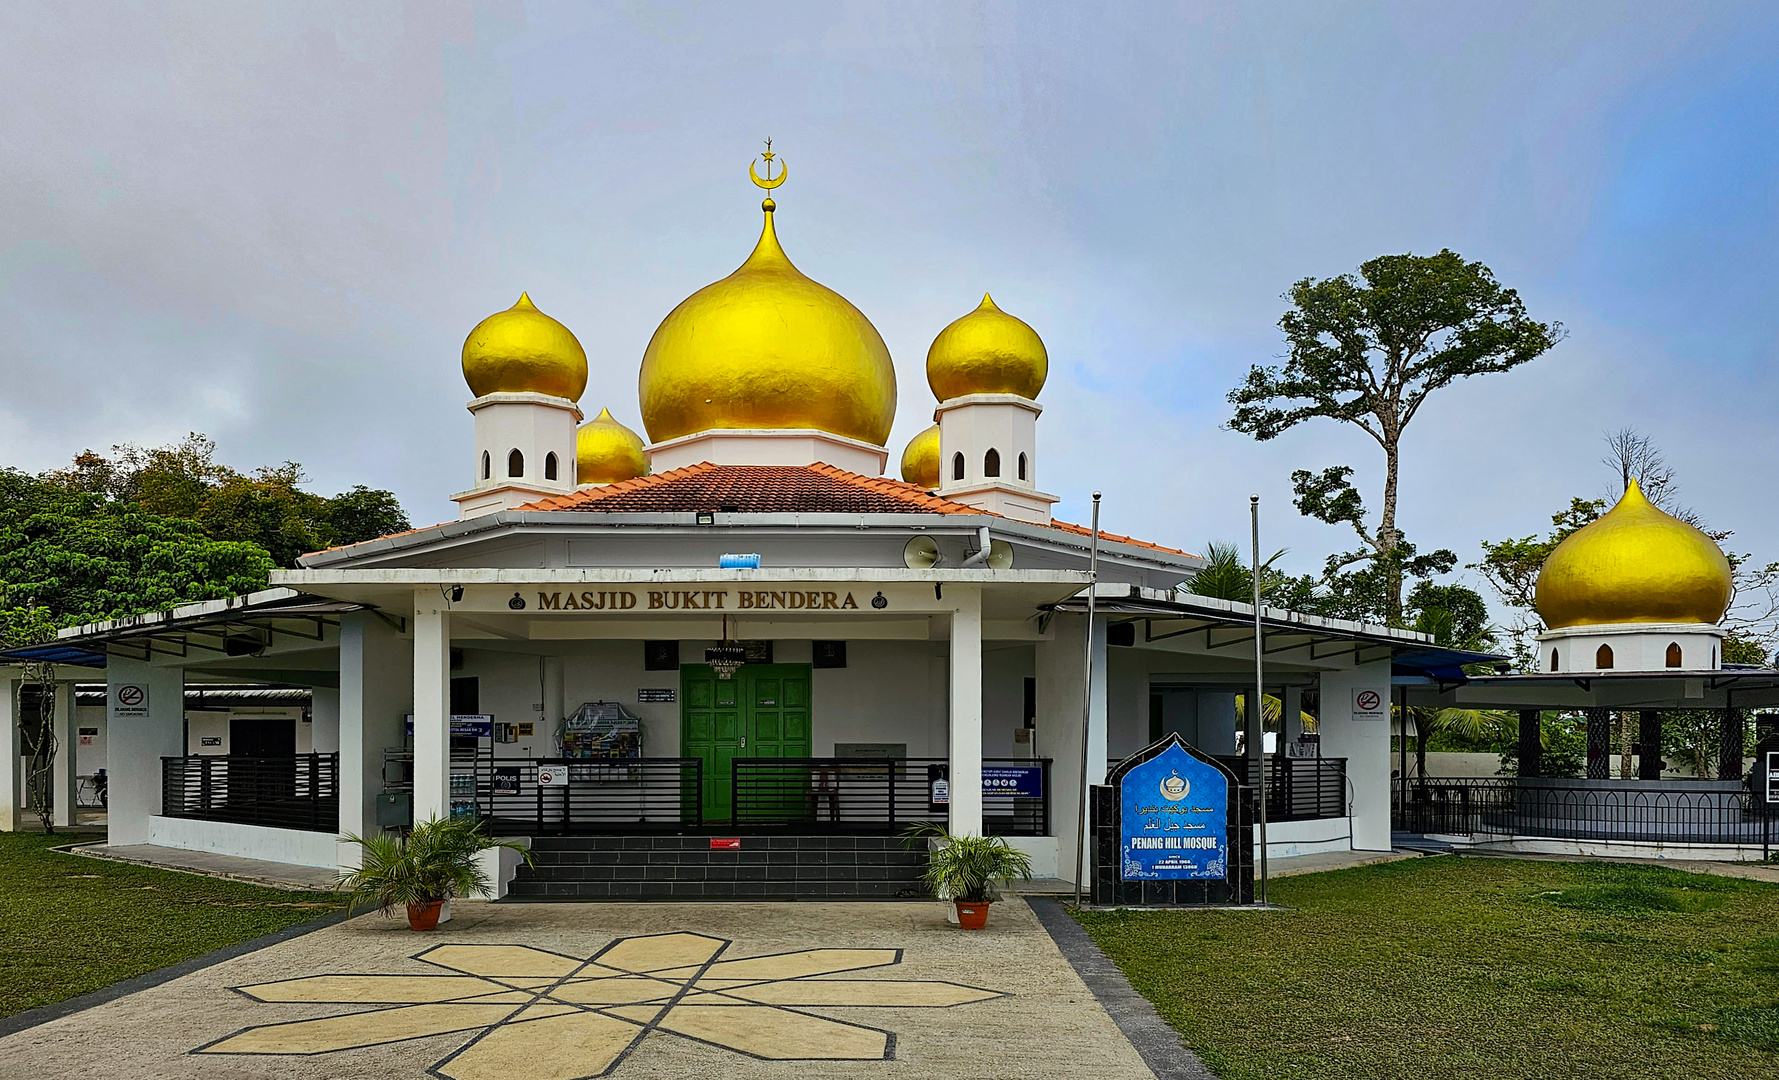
[193,932,1006,1079]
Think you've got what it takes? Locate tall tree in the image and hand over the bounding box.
[1228,250,1562,622]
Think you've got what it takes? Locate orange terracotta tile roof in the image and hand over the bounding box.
[305,463,1193,562]
[516,462,993,516]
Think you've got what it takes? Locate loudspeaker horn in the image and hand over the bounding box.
[985,539,1015,569]
[903,535,942,570]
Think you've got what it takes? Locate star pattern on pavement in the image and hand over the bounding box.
[193,932,1005,1079]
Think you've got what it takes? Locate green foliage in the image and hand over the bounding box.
[1497,713,1587,778]
[1228,250,1561,622]
[1183,540,1317,609]
[337,817,531,913]
[0,831,341,1019]
[1474,497,1607,665]
[0,435,410,644]
[904,823,1033,902]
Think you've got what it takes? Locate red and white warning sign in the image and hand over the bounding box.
[113,684,150,718]
[1352,688,1386,721]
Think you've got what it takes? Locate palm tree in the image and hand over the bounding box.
[1403,605,1513,779]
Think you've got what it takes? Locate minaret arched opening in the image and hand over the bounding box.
[481,451,491,481]
[508,449,525,478]
[1595,643,1614,669]
[1666,641,1683,668]
[1018,452,1027,481]
[984,449,1000,478]
[952,453,965,482]
[544,452,559,482]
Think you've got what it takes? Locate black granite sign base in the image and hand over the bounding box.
[1091,734,1255,907]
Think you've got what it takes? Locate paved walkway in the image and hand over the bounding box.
[0,899,1161,1080]
[68,842,342,891]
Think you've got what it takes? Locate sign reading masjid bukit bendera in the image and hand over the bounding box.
[534,589,866,611]
[1119,742,1229,880]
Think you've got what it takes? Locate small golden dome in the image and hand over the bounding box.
[462,293,589,400]
[1535,480,1732,629]
[926,293,1048,401]
[900,424,941,489]
[576,408,649,485]
[638,201,897,445]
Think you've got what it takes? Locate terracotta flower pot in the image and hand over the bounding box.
[407,900,446,931]
[954,900,990,930]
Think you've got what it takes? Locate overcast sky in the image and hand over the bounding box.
[3,1,1777,607]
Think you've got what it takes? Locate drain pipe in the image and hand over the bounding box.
[959,526,992,567]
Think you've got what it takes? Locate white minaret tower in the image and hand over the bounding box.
[451,293,585,518]
[918,294,1058,523]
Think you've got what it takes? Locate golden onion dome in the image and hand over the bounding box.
[900,424,941,489]
[461,293,588,400]
[637,197,897,445]
[1535,480,1732,629]
[926,293,1048,401]
[576,408,649,485]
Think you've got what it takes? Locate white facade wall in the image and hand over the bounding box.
[73,705,107,778]
[340,613,413,844]
[1539,623,1724,674]
[1036,612,1106,886]
[1,678,19,830]
[105,659,186,846]
[146,815,341,869]
[183,707,309,755]
[646,429,888,475]
[1316,659,1393,851]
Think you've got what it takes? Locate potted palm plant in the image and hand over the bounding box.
[339,816,531,931]
[906,824,1034,930]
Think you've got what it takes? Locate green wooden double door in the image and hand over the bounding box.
[680,663,812,822]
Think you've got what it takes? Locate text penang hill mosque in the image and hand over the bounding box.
[9,149,1768,899]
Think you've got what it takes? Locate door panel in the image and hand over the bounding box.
[681,666,742,821]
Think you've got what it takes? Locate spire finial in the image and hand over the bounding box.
[750,138,787,211]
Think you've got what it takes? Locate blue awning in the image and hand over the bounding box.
[0,643,108,668]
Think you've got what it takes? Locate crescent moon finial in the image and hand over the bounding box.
[750,138,787,190]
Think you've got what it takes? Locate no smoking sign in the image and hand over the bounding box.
[1352,688,1386,720]
[113,684,150,717]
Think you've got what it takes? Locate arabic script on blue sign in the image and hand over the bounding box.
[1120,743,1228,880]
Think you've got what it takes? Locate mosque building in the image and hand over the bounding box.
[7,152,1766,892]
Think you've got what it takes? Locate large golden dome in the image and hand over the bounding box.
[1535,480,1732,629]
[926,293,1047,401]
[462,293,588,400]
[576,407,649,485]
[900,424,941,489]
[637,199,897,445]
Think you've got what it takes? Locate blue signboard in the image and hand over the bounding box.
[404,714,495,738]
[981,766,1043,798]
[1119,743,1228,880]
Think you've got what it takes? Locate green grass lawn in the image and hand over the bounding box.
[0,832,343,1019]
[1074,855,1779,1080]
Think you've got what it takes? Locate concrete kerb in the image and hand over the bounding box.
[57,841,345,892]
[1028,897,1219,1080]
[0,903,364,1041]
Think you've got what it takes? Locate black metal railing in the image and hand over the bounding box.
[1394,777,1774,846]
[1106,755,1350,822]
[470,758,703,835]
[162,754,338,832]
[1218,756,1348,821]
[731,757,1051,836]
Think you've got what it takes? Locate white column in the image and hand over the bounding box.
[413,594,452,824]
[52,681,77,827]
[1034,611,1107,886]
[948,586,984,838]
[1316,659,1393,851]
[543,655,566,731]
[1282,686,1304,749]
[106,659,185,846]
[340,612,415,851]
[0,677,20,831]
[310,687,341,755]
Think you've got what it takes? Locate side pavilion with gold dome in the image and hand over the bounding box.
[11,154,1488,897]
[1401,480,1779,856]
